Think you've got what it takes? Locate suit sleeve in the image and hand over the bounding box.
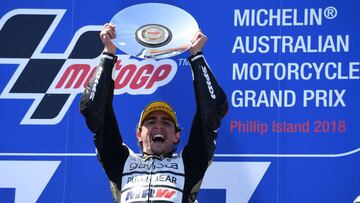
[80,52,129,182]
[182,52,228,197]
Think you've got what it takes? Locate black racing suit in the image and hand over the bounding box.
[80,52,228,203]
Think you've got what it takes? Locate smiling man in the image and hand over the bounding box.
[80,23,228,203]
[136,101,181,156]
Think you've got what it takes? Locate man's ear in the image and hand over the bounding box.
[174,132,180,144]
[136,129,142,142]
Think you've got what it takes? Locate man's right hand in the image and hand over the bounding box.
[100,23,117,55]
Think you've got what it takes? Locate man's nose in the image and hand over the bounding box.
[154,120,164,129]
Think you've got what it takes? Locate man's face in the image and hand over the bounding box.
[137,111,179,155]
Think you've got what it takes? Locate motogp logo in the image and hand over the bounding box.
[0,9,177,125]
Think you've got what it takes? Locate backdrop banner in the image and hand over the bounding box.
[0,0,359,202]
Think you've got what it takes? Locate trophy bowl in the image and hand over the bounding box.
[110,3,199,59]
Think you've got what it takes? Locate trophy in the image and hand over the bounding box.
[110,3,199,59]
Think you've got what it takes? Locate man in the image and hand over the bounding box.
[80,23,228,203]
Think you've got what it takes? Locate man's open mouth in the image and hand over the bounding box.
[152,134,165,143]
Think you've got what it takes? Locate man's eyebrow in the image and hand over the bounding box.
[161,117,172,122]
[144,116,156,121]
[144,116,172,122]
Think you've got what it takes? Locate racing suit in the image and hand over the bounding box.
[80,52,228,203]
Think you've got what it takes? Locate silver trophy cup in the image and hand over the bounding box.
[110,3,199,59]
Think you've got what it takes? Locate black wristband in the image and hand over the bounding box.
[102,52,118,62]
[189,51,203,60]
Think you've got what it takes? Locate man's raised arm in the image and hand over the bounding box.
[184,30,228,159]
[80,23,128,182]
